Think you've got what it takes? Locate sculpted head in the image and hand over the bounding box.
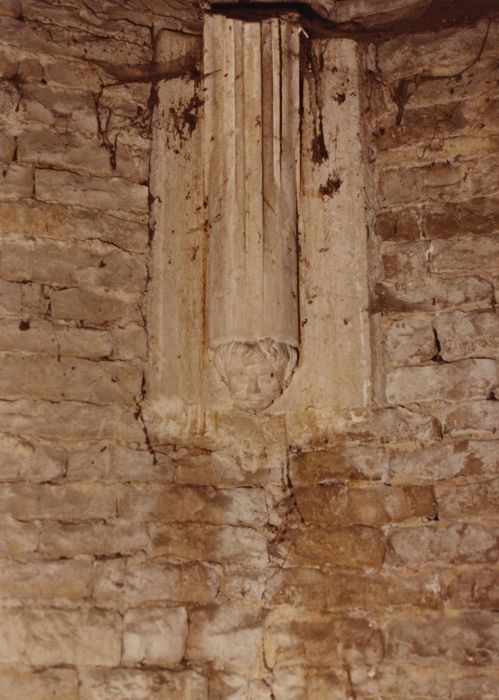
[213,338,298,412]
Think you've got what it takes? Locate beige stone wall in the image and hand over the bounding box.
[0,1,497,698]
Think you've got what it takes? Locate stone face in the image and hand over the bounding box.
[123,607,188,667]
[286,525,385,570]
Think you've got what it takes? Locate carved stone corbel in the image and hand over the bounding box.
[204,15,300,412]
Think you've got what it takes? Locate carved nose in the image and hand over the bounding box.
[245,376,259,395]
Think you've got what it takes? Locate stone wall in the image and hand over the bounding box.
[0,1,497,698]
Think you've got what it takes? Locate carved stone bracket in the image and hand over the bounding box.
[204,15,300,411]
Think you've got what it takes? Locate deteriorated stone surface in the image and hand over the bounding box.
[0,3,498,699]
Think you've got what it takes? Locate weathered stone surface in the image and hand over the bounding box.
[375,275,493,312]
[445,569,499,610]
[35,169,148,217]
[0,667,78,700]
[264,609,383,669]
[123,607,188,667]
[118,485,267,526]
[0,354,142,404]
[93,560,220,607]
[285,525,385,570]
[437,478,499,521]
[265,568,441,610]
[186,605,263,675]
[67,443,174,483]
[149,523,269,568]
[386,359,498,404]
[386,612,499,666]
[271,670,348,700]
[290,444,386,484]
[431,234,499,275]
[0,319,113,359]
[0,163,33,201]
[0,200,149,252]
[383,316,436,366]
[0,559,94,599]
[0,482,117,520]
[0,518,38,555]
[39,521,149,558]
[0,433,66,482]
[0,608,121,666]
[50,287,143,326]
[440,400,499,438]
[0,279,44,317]
[296,484,435,526]
[208,674,272,700]
[436,309,499,361]
[386,524,499,567]
[79,669,208,700]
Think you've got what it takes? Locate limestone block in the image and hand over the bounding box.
[0,279,44,317]
[435,309,499,361]
[35,169,148,217]
[285,525,385,570]
[431,233,499,274]
[386,359,498,404]
[21,83,97,132]
[379,161,469,207]
[50,287,143,326]
[0,434,66,482]
[386,524,499,566]
[123,607,188,667]
[93,560,219,607]
[0,200,149,252]
[111,325,147,360]
[0,354,142,404]
[386,612,499,666]
[0,559,94,599]
[296,483,436,526]
[79,668,208,700]
[388,440,499,483]
[186,605,263,676]
[0,133,15,161]
[118,485,267,527]
[208,674,272,700]
[0,518,38,555]
[440,401,499,439]
[0,163,33,201]
[0,399,144,442]
[0,236,147,291]
[39,521,149,558]
[218,570,267,605]
[0,320,113,360]
[265,568,441,610]
[290,444,387,484]
[67,443,174,482]
[383,316,435,366]
[436,477,499,521]
[264,609,383,669]
[272,670,348,700]
[149,523,269,568]
[0,482,117,520]
[445,569,499,610]
[375,275,493,312]
[0,607,121,666]
[0,667,78,700]
[382,241,428,284]
[351,665,499,699]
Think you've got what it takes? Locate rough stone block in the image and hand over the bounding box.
[50,287,143,326]
[79,669,208,700]
[386,524,499,566]
[0,482,117,520]
[437,478,499,521]
[265,568,441,610]
[123,607,188,667]
[0,667,78,700]
[379,162,469,207]
[0,200,149,252]
[0,354,142,404]
[0,162,33,201]
[386,612,499,666]
[375,275,493,313]
[435,309,499,361]
[0,279,44,317]
[383,316,436,366]
[285,525,385,570]
[272,670,348,700]
[149,523,269,568]
[0,518,38,555]
[67,443,174,482]
[382,240,428,283]
[445,569,499,610]
[296,484,435,526]
[209,674,272,700]
[0,433,66,482]
[35,168,148,216]
[186,605,263,675]
[0,608,121,666]
[39,521,149,558]
[111,325,147,360]
[264,609,383,669]
[290,444,386,484]
[93,560,219,607]
[118,485,267,526]
[440,401,499,439]
[431,234,499,274]
[386,359,498,404]
[0,559,94,599]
